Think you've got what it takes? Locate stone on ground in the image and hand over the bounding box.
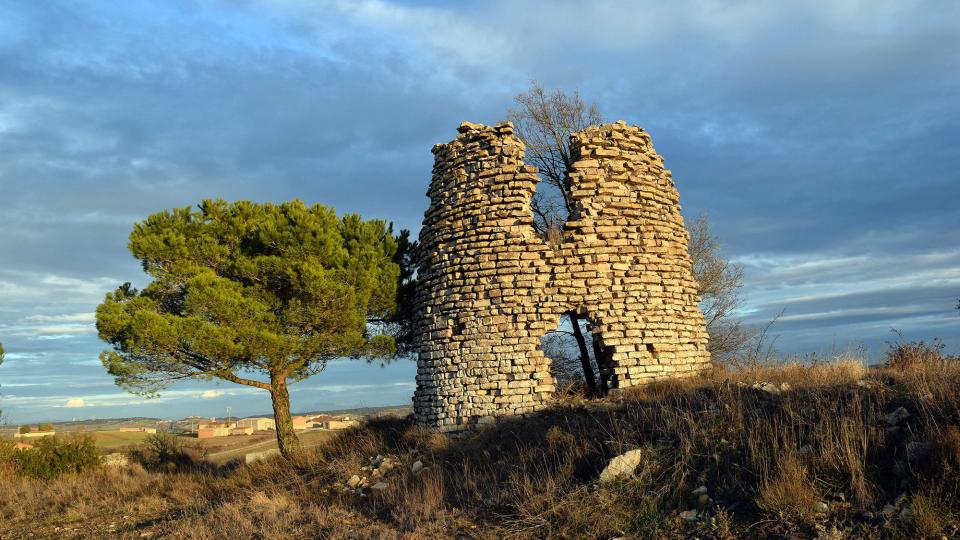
[599,449,642,483]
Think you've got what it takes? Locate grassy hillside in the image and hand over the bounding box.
[0,350,958,539]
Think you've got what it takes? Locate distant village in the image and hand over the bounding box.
[191,414,357,439]
[7,413,360,448]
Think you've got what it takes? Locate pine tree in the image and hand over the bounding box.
[96,199,400,457]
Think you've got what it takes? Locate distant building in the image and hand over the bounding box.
[197,420,236,430]
[323,417,359,430]
[119,427,157,434]
[195,420,235,438]
[197,426,231,439]
[292,416,309,430]
[230,426,254,436]
[14,431,55,439]
[237,417,275,431]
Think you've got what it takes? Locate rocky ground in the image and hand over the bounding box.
[1,354,958,539]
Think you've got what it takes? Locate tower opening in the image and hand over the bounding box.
[539,312,610,397]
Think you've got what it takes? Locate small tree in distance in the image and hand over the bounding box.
[96,199,400,457]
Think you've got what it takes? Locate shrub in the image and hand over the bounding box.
[135,432,203,471]
[18,426,31,434]
[886,334,950,371]
[922,425,960,492]
[11,434,101,480]
[0,439,14,462]
[911,492,952,538]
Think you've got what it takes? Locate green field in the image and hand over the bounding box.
[91,431,153,449]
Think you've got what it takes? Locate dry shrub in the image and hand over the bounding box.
[910,491,952,538]
[886,335,952,371]
[757,454,820,527]
[931,425,960,478]
[916,425,960,505]
[733,354,867,388]
[402,424,451,454]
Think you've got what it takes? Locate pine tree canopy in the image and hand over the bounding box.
[96,199,400,396]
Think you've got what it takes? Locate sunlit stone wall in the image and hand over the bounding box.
[413,120,711,430]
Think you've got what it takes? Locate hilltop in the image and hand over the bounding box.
[1,351,958,539]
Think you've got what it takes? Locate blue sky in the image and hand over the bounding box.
[0,1,958,423]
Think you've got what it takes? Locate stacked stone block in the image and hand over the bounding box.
[413,120,711,430]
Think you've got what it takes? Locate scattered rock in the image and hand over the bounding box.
[906,441,933,467]
[816,526,844,540]
[697,494,710,507]
[347,475,362,488]
[752,382,780,395]
[691,485,708,496]
[829,491,846,502]
[752,382,791,396]
[815,501,830,514]
[898,506,913,521]
[885,407,910,426]
[680,509,698,522]
[370,482,388,491]
[411,460,424,474]
[892,460,909,486]
[599,449,642,483]
[881,504,898,518]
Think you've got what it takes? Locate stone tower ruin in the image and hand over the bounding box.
[413,120,711,430]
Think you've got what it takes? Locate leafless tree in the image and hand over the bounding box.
[509,82,749,389]
[687,215,752,363]
[509,81,602,238]
[508,82,607,393]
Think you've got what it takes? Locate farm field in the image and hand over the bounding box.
[90,431,152,449]
[204,429,336,464]
[78,428,338,464]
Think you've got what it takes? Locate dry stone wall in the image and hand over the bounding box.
[413,120,711,430]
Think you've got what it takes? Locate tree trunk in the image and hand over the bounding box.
[568,312,597,395]
[269,372,301,458]
[591,329,610,395]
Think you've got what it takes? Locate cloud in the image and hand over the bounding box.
[23,312,95,323]
[200,390,225,399]
[65,398,85,408]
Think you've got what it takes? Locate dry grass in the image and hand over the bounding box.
[2,354,959,538]
[757,454,820,526]
[730,353,868,388]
